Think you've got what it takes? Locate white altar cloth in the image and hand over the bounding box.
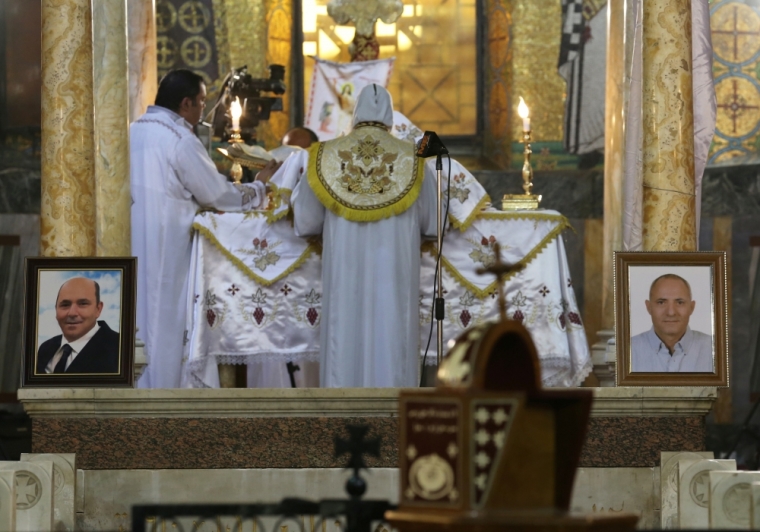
[183,209,592,388]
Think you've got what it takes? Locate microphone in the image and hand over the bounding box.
[416,131,448,157]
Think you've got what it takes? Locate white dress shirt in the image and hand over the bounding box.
[630,327,714,373]
[45,323,101,373]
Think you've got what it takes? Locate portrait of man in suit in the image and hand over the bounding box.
[36,277,121,374]
[630,273,714,373]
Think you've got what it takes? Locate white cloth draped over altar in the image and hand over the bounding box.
[181,154,592,388]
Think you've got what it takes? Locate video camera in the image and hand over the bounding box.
[210,64,287,141]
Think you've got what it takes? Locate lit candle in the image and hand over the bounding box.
[518,96,530,132]
[230,97,242,131]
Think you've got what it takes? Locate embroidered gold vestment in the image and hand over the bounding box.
[306,124,424,222]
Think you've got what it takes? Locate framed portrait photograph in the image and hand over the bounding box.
[22,257,136,387]
[614,251,728,387]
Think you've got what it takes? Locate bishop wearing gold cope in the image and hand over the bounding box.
[288,84,440,387]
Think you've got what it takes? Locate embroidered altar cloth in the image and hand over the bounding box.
[183,209,592,388]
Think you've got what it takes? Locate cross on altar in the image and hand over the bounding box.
[334,425,381,498]
[475,242,524,322]
[717,79,759,135]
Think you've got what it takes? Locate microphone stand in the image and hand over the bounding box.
[416,131,448,376]
[435,152,445,366]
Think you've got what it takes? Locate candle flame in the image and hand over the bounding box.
[230,97,243,120]
[518,97,529,119]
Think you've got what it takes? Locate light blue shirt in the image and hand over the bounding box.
[631,327,714,372]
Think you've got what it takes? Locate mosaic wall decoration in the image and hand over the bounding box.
[708,0,760,165]
[156,0,220,85]
[301,0,478,137]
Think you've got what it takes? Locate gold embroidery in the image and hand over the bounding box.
[339,143,398,195]
[307,127,424,222]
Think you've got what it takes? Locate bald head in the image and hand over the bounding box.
[282,127,318,149]
[649,274,691,300]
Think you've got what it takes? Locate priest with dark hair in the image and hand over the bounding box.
[130,69,270,388]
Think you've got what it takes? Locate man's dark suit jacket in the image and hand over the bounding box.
[36,320,120,374]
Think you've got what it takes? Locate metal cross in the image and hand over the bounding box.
[335,425,381,499]
[476,241,524,322]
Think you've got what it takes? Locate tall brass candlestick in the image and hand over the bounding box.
[229,97,244,184]
[228,129,244,184]
[521,129,534,195]
[502,97,541,211]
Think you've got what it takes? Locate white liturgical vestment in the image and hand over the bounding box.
[131,105,265,388]
[289,134,439,388]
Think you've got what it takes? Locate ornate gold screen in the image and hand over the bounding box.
[301,0,478,136]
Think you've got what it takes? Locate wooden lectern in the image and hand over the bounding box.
[386,247,638,532]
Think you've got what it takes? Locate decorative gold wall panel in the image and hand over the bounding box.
[510,0,565,143]
[40,0,96,256]
[259,0,293,147]
[222,0,268,77]
[484,0,512,169]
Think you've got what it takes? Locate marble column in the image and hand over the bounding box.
[592,0,628,386]
[128,0,157,124]
[641,0,696,251]
[41,0,131,257]
[93,0,131,256]
[602,0,626,331]
[41,0,96,256]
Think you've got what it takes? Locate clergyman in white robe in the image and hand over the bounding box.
[290,85,439,387]
[131,105,266,388]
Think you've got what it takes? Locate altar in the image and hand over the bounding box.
[182,199,592,388]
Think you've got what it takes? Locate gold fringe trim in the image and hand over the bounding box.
[449,194,492,231]
[306,142,425,223]
[265,183,293,224]
[193,222,315,287]
[427,213,572,299]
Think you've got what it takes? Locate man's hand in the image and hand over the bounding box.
[255,160,283,184]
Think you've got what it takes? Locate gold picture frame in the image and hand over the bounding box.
[614,251,728,387]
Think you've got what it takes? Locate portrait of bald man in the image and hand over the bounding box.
[36,277,121,374]
[630,273,714,373]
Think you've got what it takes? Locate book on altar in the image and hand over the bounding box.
[223,143,303,166]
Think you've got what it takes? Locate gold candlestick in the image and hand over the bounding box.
[228,128,244,184]
[502,129,541,210]
[228,97,245,184]
[503,97,541,211]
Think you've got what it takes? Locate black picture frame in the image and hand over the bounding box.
[22,257,136,387]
